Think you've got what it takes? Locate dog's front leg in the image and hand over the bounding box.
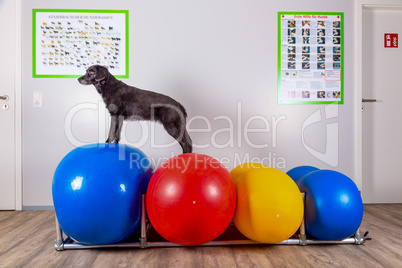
[114,115,124,143]
[106,115,118,143]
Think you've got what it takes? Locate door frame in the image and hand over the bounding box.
[355,0,402,192]
[14,0,22,210]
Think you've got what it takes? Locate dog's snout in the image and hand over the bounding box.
[78,75,91,85]
[78,76,84,84]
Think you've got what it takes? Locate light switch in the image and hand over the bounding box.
[33,91,42,108]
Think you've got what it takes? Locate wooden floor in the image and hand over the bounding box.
[0,204,401,268]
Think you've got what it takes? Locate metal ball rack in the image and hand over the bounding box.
[54,194,370,251]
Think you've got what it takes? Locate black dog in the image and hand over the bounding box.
[78,65,193,154]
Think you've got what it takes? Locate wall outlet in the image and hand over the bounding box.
[33,91,42,108]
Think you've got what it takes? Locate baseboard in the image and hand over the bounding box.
[22,206,54,211]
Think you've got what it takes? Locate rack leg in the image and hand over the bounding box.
[354,191,366,245]
[299,192,307,246]
[354,228,365,244]
[55,215,64,251]
[139,194,148,249]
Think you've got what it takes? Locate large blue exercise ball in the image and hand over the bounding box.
[286,165,319,185]
[298,170,363,240]
[53,143,153,245]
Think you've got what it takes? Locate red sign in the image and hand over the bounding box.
[384,33,398,48]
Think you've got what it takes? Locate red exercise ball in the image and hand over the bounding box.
[146,153,236,246]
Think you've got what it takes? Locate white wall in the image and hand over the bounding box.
[22,0,356,208]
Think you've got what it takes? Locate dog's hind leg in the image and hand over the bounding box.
[182,129,193,153]
[163,121,193,154]
[106,115,124,143]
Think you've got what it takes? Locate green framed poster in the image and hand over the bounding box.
[278,12,344,104]
[33,9,129,78]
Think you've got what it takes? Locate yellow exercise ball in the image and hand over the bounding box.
[231,163,303,243]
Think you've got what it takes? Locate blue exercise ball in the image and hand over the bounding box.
[52,143,153,245]
[286,165,319,185]
[298,170,363,240]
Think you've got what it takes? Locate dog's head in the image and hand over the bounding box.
[78,65,110,86]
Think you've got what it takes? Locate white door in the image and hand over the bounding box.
[362,7,402,203]
[0,0,16,210]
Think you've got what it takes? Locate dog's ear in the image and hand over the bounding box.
[95,66,109,82]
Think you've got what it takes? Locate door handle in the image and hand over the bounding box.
[0,95,9,101]
[362,98,377,103]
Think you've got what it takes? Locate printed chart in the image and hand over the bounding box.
[33,9,128,78]
[278,12,344,104]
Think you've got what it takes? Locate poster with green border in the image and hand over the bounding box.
[33,9,129,78]
[278,12,344,104]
